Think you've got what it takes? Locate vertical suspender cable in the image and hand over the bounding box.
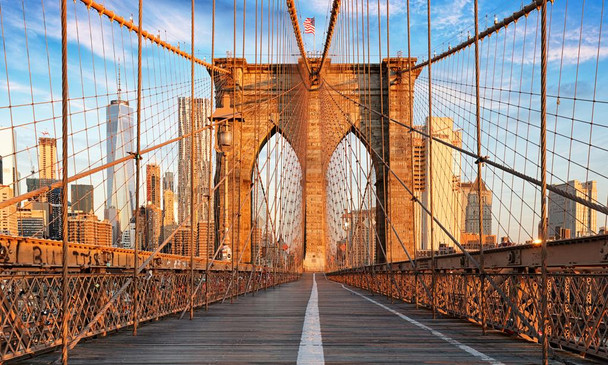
[252,0,259,290]
[425,0,436,320]
[206,0,216,311]
[473,0,486,335]
[384,0,391,268]
[60,0,69,363]
[385,0,400,302]
[230,0,237,302]
[133,0,143,337]
[189,0,196,320]
[406,0,418,309]
[539,0,549,363]
[376,0,387,277]
[237,0,246,299]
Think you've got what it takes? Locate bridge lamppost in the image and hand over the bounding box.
[341,211,352,269]
[210,94,243,262]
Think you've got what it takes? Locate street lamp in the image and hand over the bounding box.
[209,93,244,262]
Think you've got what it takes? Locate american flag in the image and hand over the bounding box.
[304,17,315,34]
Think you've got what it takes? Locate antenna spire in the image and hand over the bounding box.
[117,59,122,101]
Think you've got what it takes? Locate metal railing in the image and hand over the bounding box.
[329,267,608,360]
[1,265,298,362]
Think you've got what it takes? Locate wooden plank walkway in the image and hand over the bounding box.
[16,274,596,364]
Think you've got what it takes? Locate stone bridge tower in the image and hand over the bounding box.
[211,57,420,272]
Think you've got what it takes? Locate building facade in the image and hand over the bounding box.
[17,206,45,238]
[0,185,17,235]
[459,177,493,242]
[146,164,161,207]
[196,221,215,259]
[26,178,58,202]
[0,129,19,196]
[105,98,135,245]
[548,180,597,238]
[163,171,174,192]
[48,187,63,240]
[342,209,376,267]
[71,184,94,213]
[145,204,162,251]
[67,212,112,246]
[163,189,176,226]
[416,117,462,251]
[251,225,263,265]
[170,225,191,256]
[177,97,212,224]
[38,137,57,180]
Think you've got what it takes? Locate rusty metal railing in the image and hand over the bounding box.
[328,268,608,361]
[0,264,298,362]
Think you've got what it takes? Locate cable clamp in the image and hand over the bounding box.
[475,156,488,165]
[128,152,143,161]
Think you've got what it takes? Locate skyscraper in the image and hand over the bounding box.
[197,221,215,259]
[105,96,135,245]
[26,178,58,202]
[120,216,136,249]
[163,171,174,192]
[0,185,17,235]
[163,189,176,226]
[412,126,425,254]
[460,178,492,235]
[146,164,161,207]
[177,97,212,224]
[0,129,19,196]
[548,180,597,238]
[145,204,161,250]
[145,164,162,249]
[251,224,263,265]
[48,187,63,240]
[459,177,495,247]
[38,137,57,180]
[162,171,176,227]
[341,209,375,266]
[417,117,462,251]
[71,184,94,213]
[170,225,192,256]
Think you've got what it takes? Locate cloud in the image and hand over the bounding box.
[549,44,606,66]
[431,0,469,31]
[0,79,51,100]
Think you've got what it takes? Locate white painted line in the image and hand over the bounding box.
[297,274,325,365]
[341,284,504,365]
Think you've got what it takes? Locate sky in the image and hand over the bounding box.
[0,0,606,246]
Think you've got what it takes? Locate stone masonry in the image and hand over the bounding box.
[211,57,420,271]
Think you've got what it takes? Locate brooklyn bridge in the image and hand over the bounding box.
[0,0,607,363]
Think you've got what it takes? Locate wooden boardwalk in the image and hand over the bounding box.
[17,274,596,364]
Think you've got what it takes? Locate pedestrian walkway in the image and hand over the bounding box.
[18,274,596,364]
